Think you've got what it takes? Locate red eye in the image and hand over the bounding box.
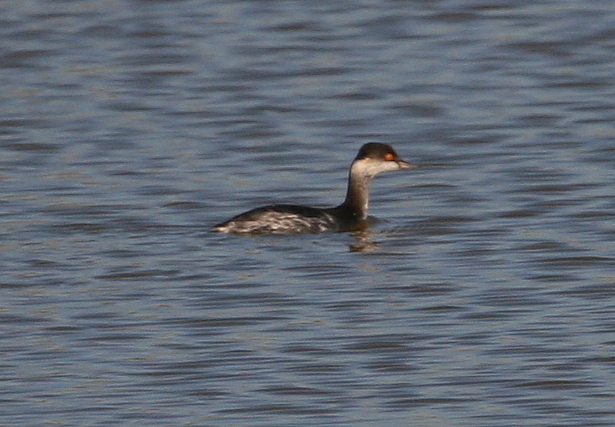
[384,152,395,161]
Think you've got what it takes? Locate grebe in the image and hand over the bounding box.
[212,143,414,234]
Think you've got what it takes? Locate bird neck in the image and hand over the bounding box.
[340,162,372,220]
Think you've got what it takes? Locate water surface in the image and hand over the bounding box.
[1,1,615,426]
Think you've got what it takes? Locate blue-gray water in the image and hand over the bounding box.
[2,1,615,426]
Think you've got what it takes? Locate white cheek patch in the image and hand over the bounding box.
[351,158,401,177]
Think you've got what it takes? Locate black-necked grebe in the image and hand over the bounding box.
[212,143,414,234]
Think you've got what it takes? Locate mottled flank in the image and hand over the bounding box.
[212,205,339,234]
